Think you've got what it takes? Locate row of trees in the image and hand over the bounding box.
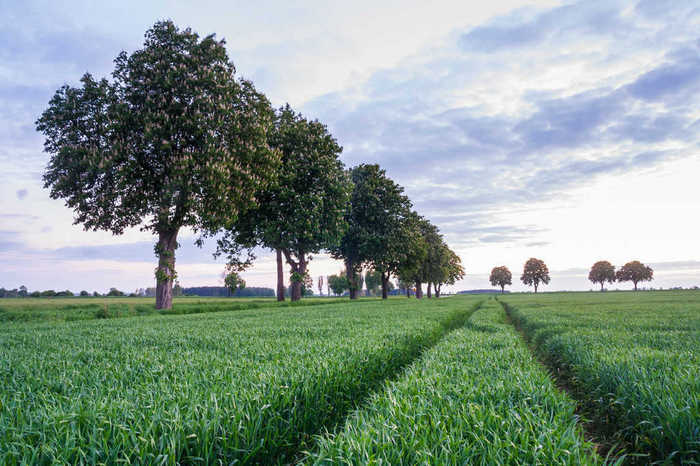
[489,259,655,293]
[588,260,654,291]
[37,21,464,308]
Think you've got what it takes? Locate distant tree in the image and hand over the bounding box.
[36,21,279,310]
[79,290,89,297]
[317,276,324,296]
[328,274,349,296]
[616,260,653,291]
[429,245,464,298]
[92,291,100,297]
[216,104,350,302]
[56,290,74,297]
[29,291,41,298]
[18,285,28,297]
[331,164,414,300]
[521,258,550,293]
[107,288,124,297]
[396,212,429,299]
[224,270,246,296]
[172,280,184,297]
[588,261,616,291]
[365,269,382,296]
[41,290,57,297]
[489,266,512,294]
[397,277,414,297]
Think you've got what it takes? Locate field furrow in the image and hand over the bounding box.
[0,296,481,464]
[502,293,700,463]
[305,298,600,465]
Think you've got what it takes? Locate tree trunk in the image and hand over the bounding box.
[634,281,638,291]
[435,283,441,298]
[381,273,389,300]
[427,282,432,298]
[600,282,604,292]
[534,283,538,293]
[276,249,285,301]
[155,228,179,310]
[290,255,307,302]
[346,259,358,299]
[415,281,423,299]
[405,286,410,298]
[501,285,505,294]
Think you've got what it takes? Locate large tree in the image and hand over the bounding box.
[216,105,350,301]
[489,266,512,294]
[588,260,616,291]
[331,164,414,299]
[433,247,465,298]
[616,260,653,291]
[520,258,550,293]
[37,21,278,309]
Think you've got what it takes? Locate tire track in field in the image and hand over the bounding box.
[285,299,486,465]
[497,298,627,465]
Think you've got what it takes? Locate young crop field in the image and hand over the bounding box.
[502,291,700,463]
[0,295,482,464]
[306,299,601,465]
[0,296,345,323]
[1,291,698,464]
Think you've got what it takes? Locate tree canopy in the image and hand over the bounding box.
[490,266,512,294]
[520,258,550,293]
[37,21,278,309]
[616,261,653,291]
[588,261,616,291]
[216,104,351,301]
[330,164,416,299]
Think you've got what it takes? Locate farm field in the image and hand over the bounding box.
[1,291,698,464]
[0,296,346,323]
[502,291,700,463]
[306,299,600,465]
[0,295,481,464]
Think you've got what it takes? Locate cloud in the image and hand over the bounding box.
[304,0,700,238]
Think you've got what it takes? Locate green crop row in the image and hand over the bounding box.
[305,299,602,465]
[0,296,481,464]
[502,292,700,463]
[0,296,347,323]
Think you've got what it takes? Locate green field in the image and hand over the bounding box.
[306,299,600,465]
[502,291,700,463]
[1,291,698,464]
[0,296,346,323]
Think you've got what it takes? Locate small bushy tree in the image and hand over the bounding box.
[521,258,550,293]
[490,266,512,294]
[328,274,349,296]
[616,261,653,291]
[588,261,616,291]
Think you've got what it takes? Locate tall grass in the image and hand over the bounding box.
[305,299,602,465]
[0,296,480,464]
[503,291,700,463]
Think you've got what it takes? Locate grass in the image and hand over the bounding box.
[0,296,347,323]
[0,295,481,464]
[305,298,602,465]
[502,290,700,463]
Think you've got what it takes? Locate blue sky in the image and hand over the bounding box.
[1,0,699,293]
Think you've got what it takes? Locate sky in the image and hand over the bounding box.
[1,0,699,294]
